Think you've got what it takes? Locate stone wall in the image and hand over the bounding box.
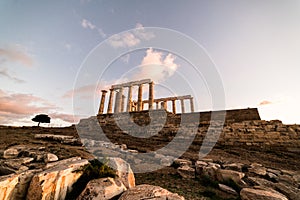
[77,108,300,155]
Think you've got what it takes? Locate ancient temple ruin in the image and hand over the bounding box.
[98,79,194,115]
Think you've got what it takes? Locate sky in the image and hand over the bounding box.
[0,0,300,127]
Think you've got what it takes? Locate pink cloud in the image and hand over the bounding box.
[0,46,34,67]
[259,100,273,106]
[49,112,81,123]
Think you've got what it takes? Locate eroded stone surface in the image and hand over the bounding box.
[240,188,288,200]
[118,184,184,200]
[77,177,126,200]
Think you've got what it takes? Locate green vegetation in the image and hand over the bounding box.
[66,159,116,199]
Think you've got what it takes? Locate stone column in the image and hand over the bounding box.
[127,86,132,112]
[180,99,185,113]
[148,81,154,110]
[121,95,126,112]
[172,100,176,114]
[190,97,194,112]
[161,101,167,110]
[137,84,143,111]
[98,90,107,114]
[156,102,159,109]
[107,88,114,114]
[115,87,123,113]
[114,91,120,113]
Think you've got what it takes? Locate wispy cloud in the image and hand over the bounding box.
[81,19,106,38]
[133,48,179,83]
[0,46,34,68]
[0,68,25,83]
[108,23,154,48]
[259,100,273,106]
[49,112,80,123]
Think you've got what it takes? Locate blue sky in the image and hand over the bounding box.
[0,0,299,126]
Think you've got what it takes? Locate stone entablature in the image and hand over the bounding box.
[98,79,195,115]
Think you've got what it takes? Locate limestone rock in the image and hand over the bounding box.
[3,145,26,159]
[177,165,195,179]
[195,160,208,175]
[218,183,238,195]
[0,173,19,200]
[173,159,192,167]
[45,153,58,162]
[26,159,89,200]
[240,188,288,200]
[249,163,267,176]
[34,134,81,145]
[107,157,135,189]
[77,177,126,200]
[274,182,300,200]
[216,169,245,184]
[118,184,184,200]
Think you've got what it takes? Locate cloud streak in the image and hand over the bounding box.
[81,18,106,38]
[108,23,154,48]
[0,68,25,83]
[0,46,34,67]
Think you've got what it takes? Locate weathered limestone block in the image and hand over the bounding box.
[240,188,288,200]
[216,169,245,184]
[118,184,184,200]
[3,145,27,159]
[173,159,192,167]
[0,173,19,200]
[77,177,126,200]
[107,157,135,189]
[26,159,89,200]
[218,183,238,195]
[177,165,195,179]
[249,163,267,176]
[44,153,58,163]
[12,170,41,200]
[223,163,244,172]
[275,182,300,200]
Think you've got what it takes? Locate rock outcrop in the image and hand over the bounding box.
[77,177,126,200]
[118,184,184,200]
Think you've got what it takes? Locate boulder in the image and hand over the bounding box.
[77,177,126,200]
[0,173,19,200]
[275,182,300,200]
[118,184,184,200]
[195,160,208,175]
[45,153,58,162]
[249,163,267,176]
[216,169,245,184]
[218,183,238,195]
[26,159,89,200]
[173,159,192,167]
[240,188,288,200]
[107,157,135,189]
[177,165,195,179]
[3,145,27,159]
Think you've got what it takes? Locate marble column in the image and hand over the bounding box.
[127,86,132,112]
[121,95,126,112]
[114,91,120,113]
[172,100,176,114]
[161,101,167,110]
[190,97,194,112]
[98,90,107,114]
[180,99,185,113]
[107,88,114,114]
[148,81,154,110]
[115,87,123,113]
[137,84,143,111]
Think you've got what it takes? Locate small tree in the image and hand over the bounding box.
[32,114,51,127]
